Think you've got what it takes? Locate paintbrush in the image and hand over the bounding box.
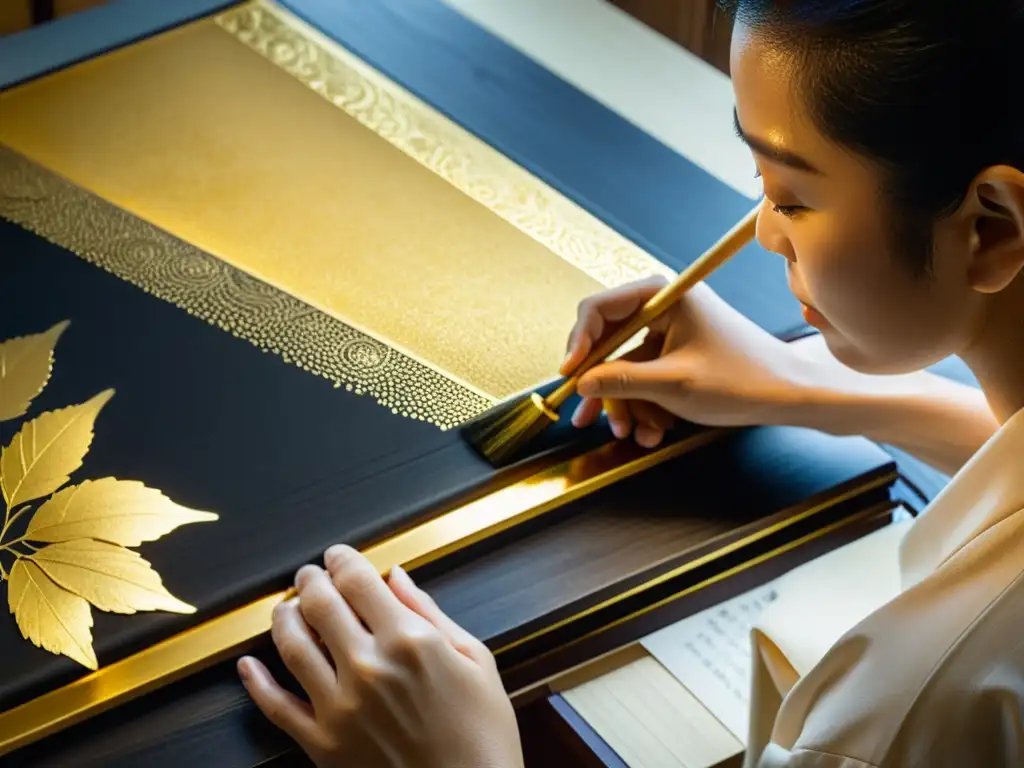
[460,204,760,468]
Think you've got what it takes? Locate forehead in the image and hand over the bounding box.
[729,23,813,149]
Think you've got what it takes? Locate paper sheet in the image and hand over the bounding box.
[641,514,911,744]
[641,582,780,743]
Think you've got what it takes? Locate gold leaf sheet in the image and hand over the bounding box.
[26,478,218,548]
[29,540,195,616]
[0,321,69,423]
[0,390,113,511]
[0,0,674,426]
[8,559,97,670]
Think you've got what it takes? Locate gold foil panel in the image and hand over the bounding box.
[0,147,492,427]
[0,0,674,410]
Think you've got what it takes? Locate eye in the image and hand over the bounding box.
[772,203,805,218]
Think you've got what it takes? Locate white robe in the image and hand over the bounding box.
[745,407,1024,768]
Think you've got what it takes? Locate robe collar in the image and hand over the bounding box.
[899,407,1024,590]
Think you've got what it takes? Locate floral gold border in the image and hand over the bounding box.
[220,0,676,291]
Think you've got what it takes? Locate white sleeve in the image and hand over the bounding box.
[756,743,879,768]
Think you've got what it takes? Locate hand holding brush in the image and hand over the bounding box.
[461,205,761,466]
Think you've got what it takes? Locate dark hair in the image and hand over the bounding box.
[717,0,1024,275]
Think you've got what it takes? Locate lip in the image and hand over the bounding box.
[786,267,828,327]
[799,301,828,327]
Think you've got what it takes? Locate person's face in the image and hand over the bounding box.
[730,24,988,374]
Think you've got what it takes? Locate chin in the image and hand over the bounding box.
[817,329,924,376]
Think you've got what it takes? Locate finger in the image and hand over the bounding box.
[324,545,405,634]
[270,596,337,712]
[627,401,674,448]
[387,565,493,667]
[294,565,369,667]
[629,400,675,432]
[576,357,686,403]
[603,397,633,439]
[239,655,322,751]
[617,329,667,364]
[571,396,603,428]
[562,276,668,375]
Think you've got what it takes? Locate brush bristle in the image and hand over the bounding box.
[460,391,559,467]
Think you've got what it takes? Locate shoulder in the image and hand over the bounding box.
[884,559,1024,767]
[775,509,1024,767]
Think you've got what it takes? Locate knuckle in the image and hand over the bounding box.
[576,295,596,319]
[388,624,442,663]
[298,582,334,625]
[349,649,387,684]
[333,564,378,602]
[262,696,290,726]
[275,632,305,670]
[609,370,632,393]
[478,645,499,672]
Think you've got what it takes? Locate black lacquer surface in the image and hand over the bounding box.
[0,219,608,710]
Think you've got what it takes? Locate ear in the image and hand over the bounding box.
[963,165,1024,294]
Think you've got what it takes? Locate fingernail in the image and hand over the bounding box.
[571,402,584,427]
[610,420,628,439]
[237,657,251,683]
[391,564,413,585]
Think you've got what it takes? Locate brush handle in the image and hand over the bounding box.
[548,204,760,409]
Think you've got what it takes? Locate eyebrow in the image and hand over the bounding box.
[732,108,823,175]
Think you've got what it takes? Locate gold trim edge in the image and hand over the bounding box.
[0,426,725,755]
[495,470,897,656]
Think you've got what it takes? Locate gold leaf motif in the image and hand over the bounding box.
[25,478,218,547]
[0,389,114,510]
[8,558,97,670]
[29,540,195,615]
[0,320,70,423]
[0,321,218,669]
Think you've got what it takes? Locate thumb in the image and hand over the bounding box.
[388,566,494,667]
[576,358,685,402]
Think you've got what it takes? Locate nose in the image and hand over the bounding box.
[754,200,796,262]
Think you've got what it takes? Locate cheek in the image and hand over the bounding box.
[795,222,965,371]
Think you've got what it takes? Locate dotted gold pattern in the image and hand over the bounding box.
[0,146,493,429]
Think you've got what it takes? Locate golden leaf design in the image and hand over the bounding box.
[0,325,218,669]
[8,558,97,670]
[0,389,114,510]
[25,478,218,547]
[29,540,196,615]
[0,320,70,423]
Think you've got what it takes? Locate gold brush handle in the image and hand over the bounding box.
[547,204,760,409]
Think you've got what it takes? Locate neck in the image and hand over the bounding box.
[962,276,1024,425]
